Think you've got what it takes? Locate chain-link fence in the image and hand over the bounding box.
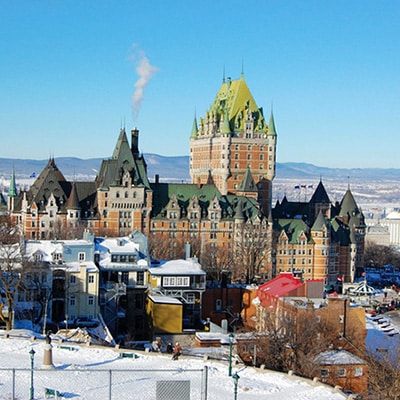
[0,367,208,400]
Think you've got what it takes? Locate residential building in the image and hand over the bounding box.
[94,230,150,339]
[147,257,206,331]
[316,349,368,395]
[23,234,99,325]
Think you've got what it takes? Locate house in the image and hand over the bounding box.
[23,234,99,326]
[316,349,368,395]
[94,230,150,340]
[147,257,206,331]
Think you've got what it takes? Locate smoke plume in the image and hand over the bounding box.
[131,48,159,119]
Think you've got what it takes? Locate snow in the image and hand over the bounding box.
[150,259,206,276]
[0,330,347,399]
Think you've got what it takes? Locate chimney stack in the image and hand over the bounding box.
[131,128,139,156]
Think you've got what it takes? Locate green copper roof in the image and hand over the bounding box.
[268,110,277,136]
[274,218,311,244]
[191,115,198,138]
[194,75,273,137]
[238,167,257,192]
[339,189,359,217]
[8,167,16,197]
[311,210,329,231]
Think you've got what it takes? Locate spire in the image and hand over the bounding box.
[191,114,199,138]
[8,166,17,197]
[238,167,257,192]
[268,109,277,136]
[311,210,328,231]
[241,59,244,77]
[66,182,80,210]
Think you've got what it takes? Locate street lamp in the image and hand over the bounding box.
[228,332,234,376]
[29,348,35,400]
[232,372,240,400]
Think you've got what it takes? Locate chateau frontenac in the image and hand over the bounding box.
[8,73,365,284]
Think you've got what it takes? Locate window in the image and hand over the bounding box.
[321,368,329,378]
[216,299,222,311]
[336,368,346,377]
[163,276,190,287]
[79,252,85,261]
[354,367,363,377]
[88,275,94,284]
[137,271,144,285]
[88,296,94,306]
[70,296,76,306]
[187,293,195,303]
[70,275,76,284]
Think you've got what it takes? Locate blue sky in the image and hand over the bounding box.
[1,1,399,168]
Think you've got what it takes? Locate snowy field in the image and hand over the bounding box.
[0,330,347,400]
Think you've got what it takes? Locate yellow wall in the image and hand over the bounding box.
[146,299,182,334]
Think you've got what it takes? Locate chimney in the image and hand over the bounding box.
[131,127,139,156]
[185,242,191,260]
[155,174,159,184]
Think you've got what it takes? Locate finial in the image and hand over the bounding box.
[222,64,225,83]
[241,59,244,77]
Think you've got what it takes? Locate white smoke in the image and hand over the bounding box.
[130,47,159,119]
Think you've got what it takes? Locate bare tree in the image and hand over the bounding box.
[200,243,235,282]
[364,242,400,269]
[239,306,343,378]
[233,218,271,283]
[0,216,23,329]
[365,347,400,399]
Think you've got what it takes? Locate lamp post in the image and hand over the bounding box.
[29,348,35,400]
[232,372,240,400]
[228,332,234,376]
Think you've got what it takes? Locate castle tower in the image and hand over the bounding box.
[189,74,277,216]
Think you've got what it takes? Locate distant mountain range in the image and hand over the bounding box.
[1,155,400,207]
[1,155,399,182]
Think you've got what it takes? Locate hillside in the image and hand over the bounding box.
[1,155,399,206]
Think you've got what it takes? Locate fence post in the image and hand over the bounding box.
[12,368,15,400]
[109,369,112,400]
[201,366,208,400]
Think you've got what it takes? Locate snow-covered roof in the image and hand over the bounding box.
[149,259,205,276]
[386,211,400,220]
[64,261,98,273]
[97,237,140,253]
[147,295,182,305]
[316,349,365,365]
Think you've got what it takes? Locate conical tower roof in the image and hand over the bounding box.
[238,167,257,192]
[311,210,328,231]
[8,167,17,197]
[309,181,330,204]
[339,189,359,217]
[66,182,80,210]
[190,115,198,138]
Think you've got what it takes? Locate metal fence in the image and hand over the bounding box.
[0,367,208,400]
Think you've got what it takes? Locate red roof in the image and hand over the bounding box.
[258,273,304,307]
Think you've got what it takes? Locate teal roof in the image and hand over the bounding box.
[274,218,311,244]
[238,168,257,192]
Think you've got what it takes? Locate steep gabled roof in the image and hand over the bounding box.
[97,128,150,190]
[274,218,311,244]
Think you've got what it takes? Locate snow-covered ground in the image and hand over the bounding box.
[0,330,347,400]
